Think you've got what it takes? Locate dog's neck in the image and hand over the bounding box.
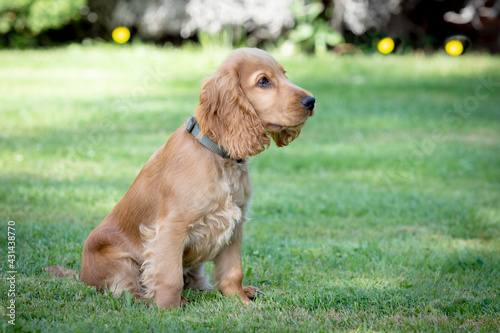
[186,117,244,163]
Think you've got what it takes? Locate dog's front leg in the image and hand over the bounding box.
[145,224,185,310]
[213,224,258,304]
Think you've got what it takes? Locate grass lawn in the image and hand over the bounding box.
[0,45,499,332]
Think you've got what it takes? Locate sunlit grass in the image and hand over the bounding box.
[0,45,499,331]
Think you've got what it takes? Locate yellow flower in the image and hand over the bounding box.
[377,38,395,55]
[112,27,131,44]
[445,40,463,56]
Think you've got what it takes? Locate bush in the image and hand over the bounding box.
[284,0,343,55]
[0,0,85,47]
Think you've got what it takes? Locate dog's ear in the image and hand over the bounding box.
[268,128,302,148]
[194,67,270,160]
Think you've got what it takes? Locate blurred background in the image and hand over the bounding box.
[1,0,499,54]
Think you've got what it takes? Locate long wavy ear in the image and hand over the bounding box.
[268,128,302,148]
[194,67,270,160]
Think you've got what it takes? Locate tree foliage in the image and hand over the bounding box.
[0,0,85,36]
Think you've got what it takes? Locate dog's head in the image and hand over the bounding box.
[195,48,315,160]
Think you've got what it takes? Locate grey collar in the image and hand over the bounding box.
[186,117,244,163]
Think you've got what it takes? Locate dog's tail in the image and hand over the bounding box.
[45,266,79,279]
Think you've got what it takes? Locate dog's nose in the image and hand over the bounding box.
[300,96,315,112]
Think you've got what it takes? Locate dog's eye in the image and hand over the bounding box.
[257,77,270,87]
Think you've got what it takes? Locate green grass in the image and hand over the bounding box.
[1,45,499,332]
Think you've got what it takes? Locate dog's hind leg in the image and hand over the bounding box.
[105,256,143,298]
[81,233,143,299]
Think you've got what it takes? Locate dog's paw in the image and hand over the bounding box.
[242,286,263,301]
[195,281,213,292]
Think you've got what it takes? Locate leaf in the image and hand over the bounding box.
[289,24,314,42]
[125,291,132,307]
[304,2,324,21]
[326,31,344,46]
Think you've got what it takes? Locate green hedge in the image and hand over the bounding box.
[0,0,85,46]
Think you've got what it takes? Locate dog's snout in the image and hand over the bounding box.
[300,96,316,112]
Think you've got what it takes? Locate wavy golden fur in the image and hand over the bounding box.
[79,48,315,309]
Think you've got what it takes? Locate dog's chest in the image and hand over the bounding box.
[184,162,250,267]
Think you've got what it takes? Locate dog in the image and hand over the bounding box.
[80,48,315,309]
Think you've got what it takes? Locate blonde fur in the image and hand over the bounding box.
[80,48,315,309]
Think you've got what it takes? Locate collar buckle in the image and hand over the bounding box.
[186,117,196,133]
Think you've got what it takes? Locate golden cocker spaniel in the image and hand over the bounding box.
[80,48,315,309]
